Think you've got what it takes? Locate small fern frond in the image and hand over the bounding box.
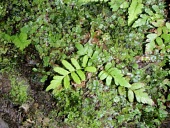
[99,63,131,87]
[46,56,96,92]
[128,0,143,26]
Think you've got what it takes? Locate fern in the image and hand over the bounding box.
[12,32,31,51]
[46,55,96,92]
[98,62,131,87]
[108,0,124,12]
[127,83,154,105]
[128,0,143,26]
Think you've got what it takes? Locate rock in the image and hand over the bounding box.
[0,117,9,128]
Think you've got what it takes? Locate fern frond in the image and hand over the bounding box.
[128,0,143,26]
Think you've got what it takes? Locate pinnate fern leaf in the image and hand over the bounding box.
[12,32,31,51]
[128,0,143,26]
[98,63,131,87]
[134,89,154,105]
[127,82,154,105]
[46,56,96,92]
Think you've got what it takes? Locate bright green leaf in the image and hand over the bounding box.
[128,89,134,102]
[106,75,112,86]
[105,62,112,71]
[76,69,86,81]
[130,82,145,90]
[82,55,88,67]
[53,75,64,81]
[85,66,96,73]
[99,71,108,80]
[62,60,75,72]
[71,72,81,84]
[128,0,143,26]
[134,89,154,105]
[71,58,81,69]
[118,86,126,95]
[146,34,158,42]
[166,22,170,29]
[46,79,61,91]
[64,75,70,89]
[54,67,70,76]
[145,41,156,54]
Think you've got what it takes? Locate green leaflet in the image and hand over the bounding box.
[99,71,108,80]
[12,32,31,51]
[62,60,75,72]
[105,62,112,71]
[46,79,62,91]
[134,89,154,105]
[71,72,81,84]
[54,67,70,76]
[82,55,89,67]
[109,0,124,12]
[85,66,97,73]
[106,75,112,86]
[53,75,65,80]
[64,75,71,89]
[110,68,131,88]
[128,0,143,26]
[130,82,145,90]
[118,86,126,95]
[71,58,81,69]
[128,89,134,102]
[76,69,85,81]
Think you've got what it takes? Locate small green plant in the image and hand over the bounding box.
[98,62,131,87]
[127,83,154,105]
[109,0,129,12]
[12,32,31,51]
[99,62,154,105]
[128,0,143,26]
[145,22,170,54]
[46,55,96,93]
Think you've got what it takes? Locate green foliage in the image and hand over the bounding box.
[145,23,170,54]
[12,32,31,51]
[132,3,165,28]
[46,55,96,93]
[9,77,28,104]
[128,83,154,105]
[128,0,143,26]
[0,0,169,127]
[109,0,128,12]
[98,62,131,87]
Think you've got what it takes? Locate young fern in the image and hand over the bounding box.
[98,62,131,87]
[46,55,96,92]
[99,62,154,105]
[128,0,143,26]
